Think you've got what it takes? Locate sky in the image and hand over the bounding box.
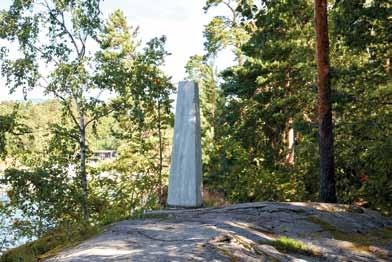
[0,0,233,101]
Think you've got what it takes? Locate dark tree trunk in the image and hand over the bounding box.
[314,0,337,203]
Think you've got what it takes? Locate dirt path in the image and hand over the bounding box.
[47,202,392,261]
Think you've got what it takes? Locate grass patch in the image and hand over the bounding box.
[0,223,101,262]
[260,236,320,257]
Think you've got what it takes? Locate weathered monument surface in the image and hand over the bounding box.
[167,81,202,207]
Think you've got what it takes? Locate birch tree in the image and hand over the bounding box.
[0,0,110,220]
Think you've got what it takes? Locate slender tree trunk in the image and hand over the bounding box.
[77,102,89,220]
[79,126,89,220]
[314,0,337,203]
[157,101,164,205]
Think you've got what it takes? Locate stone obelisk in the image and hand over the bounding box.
[167,81,202,207]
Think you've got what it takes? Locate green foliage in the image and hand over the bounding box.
[97,11,174,206]
[0,105,30,158]
[0,116,82,238]
[203,0,250,64]
[0,0,112,221]
[0,5,174,252]
[328,0,392,213]
[185,55,223,185]
[198,0,392,214]
[198,0,315,203]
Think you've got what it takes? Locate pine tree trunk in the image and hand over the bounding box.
[314,0,337,203]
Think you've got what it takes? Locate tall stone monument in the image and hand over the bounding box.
[167,81,202,207]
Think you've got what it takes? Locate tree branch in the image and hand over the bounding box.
[60,11,82,58]
[84,104,120,128]
[43,0,81,57]
[27,43,60,66]
[223,0,237,26]
[52,90,80,128]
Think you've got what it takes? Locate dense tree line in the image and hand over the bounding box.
[192,0,391,213]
